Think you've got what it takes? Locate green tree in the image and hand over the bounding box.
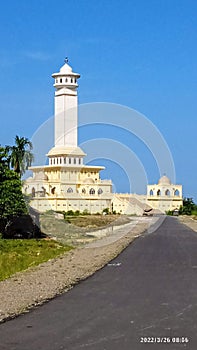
[179,198,196,215]
[7,135,34,177]
[0,147,27,223]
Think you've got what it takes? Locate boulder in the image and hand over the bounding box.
[3,215,42,239]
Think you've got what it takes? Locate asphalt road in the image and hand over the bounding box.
[1,217,197,350]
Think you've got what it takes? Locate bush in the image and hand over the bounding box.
[102,208,110,215]
[65,210,75,216]
[82,209,90,215]
[166,210,173,216]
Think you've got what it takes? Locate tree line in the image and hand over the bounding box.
[0,136,34,234]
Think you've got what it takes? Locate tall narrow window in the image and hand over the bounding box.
[69,158,71,164]
[51,187,56,195]
[32,187,35,197]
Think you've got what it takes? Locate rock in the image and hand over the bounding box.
[3,215,42,239]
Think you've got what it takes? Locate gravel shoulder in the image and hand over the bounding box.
[0,217,155,323]
[178,215,197,232]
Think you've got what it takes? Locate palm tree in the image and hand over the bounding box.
[8,136,34,177]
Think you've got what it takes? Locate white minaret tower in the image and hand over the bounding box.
[47,58,86,166]
[53,57,80,147]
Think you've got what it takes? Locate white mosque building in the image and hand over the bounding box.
[24,60,183,215]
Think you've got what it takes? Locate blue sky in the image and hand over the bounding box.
[0,0,196,200]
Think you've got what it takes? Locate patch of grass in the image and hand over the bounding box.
[0,239,72,281]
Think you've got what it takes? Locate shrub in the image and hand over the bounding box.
[102,208,110,215]
[82,209,90,215]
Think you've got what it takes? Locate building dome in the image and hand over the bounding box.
[47,146,86,157]
[34,172,48,181]
[83,178,95,184]
[52,61,80,78]
[60,63,73,74]
[158,175,171,185]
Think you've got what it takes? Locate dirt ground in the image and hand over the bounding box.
[40,213,131,246]
[178,215,197,232]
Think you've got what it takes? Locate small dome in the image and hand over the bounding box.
[52,61,80,79]
[47,146,86,157]
[26,176,33,181]
[158,175,171,185]
[60,63,72,74]
[34,172,48,181]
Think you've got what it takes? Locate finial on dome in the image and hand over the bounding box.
[64,57,69,63]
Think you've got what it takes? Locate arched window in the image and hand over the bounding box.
[82,188,86,194]
[89,188,95,195]
[174,189,180,196]
[67,187,73,193]
[150,189,153,196]
[74,158,76,164]
[157,189,161,196]
[71,78,73,83]
[98,188,103,195]
[69,158,71,164]
[165,189,170,196]
[41,186,46,197]
[60,78,62,83]
[65,78,68,83]
[75,78,77,83]
[64,158,66,164]
[32,187,35,197]
[51,187,56,195]
[79,158,81,164]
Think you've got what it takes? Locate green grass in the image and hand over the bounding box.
[0,239,72,281]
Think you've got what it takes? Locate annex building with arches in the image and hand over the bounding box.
[147,175,182,212]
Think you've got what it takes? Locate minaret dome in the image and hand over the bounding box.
[52,59,80,90]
